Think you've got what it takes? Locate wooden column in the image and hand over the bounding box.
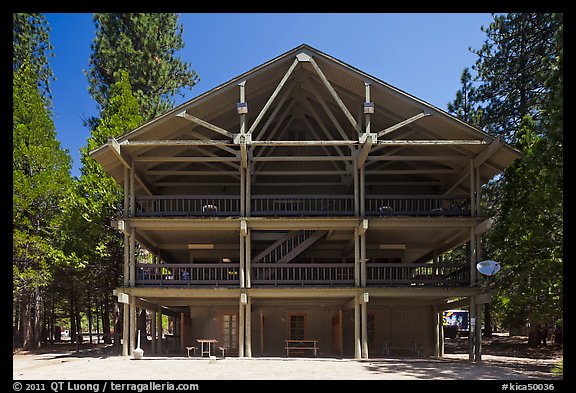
[354,295,361,359]
[122,302,129,356]
[129,164,135,217]
[433,305,439,357]
[156,307,163,354]
[359,166,365,216]
[360,233,367,288]
[129,227,136,287]
[475,166,481,214]
[245,229,251,288]
[129,302,136,355]
[469,160,475,217]
[361,299,368,359]
[439,311,445,357]
[245,296,252,358]
[151,310,156,354]
[240,167,246,217]
[469,228,477,287]
[469,296,477,362]
[354,228,360,288]
[239,299,245,357]
[353,159,359,216]
[246,163,252,218]
[475,303,483,362]
[239,231,245,289]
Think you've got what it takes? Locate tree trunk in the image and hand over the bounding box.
[22,292,33,350]
[33,288,42,349]
[484,303,493,337]
[69,288,76,345]
[87,297,93,344]
[528,323,541,347]
[103,297,112,344]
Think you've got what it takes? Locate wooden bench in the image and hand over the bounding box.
[285,339,319,357]
[382,340,422,356]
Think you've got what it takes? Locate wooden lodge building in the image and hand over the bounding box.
[90,44,520,360]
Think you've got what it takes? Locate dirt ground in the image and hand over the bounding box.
[13,334,563,380]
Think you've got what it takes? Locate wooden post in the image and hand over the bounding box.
[360,233,367,288]
[122,302,129,356]
[246,229,251,288]
[240,167,246,217]
[239,232,245,289]
[469,296,476,362]
[470,228,477,287]
[475,303,482,362]
[151,310,156,354]
[354,296,361,359]
[439,310,445,357]
[129,164,135,217]
[433,305,439,357]
[129,302,136,355]
[361,300,368,359]
[239,301,245,357]
[246,296,252,358]
[469,160,475,217]
[360,166,365,216]
[259,310,264,355]
[129,227,135,287]
[475,166,481,215]
[354,228,360,288]
[353,159,359,216]
[246,163,252,217]
[157,307,163,355]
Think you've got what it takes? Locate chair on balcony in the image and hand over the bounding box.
[202,204,218,215]
[377,206,393,215]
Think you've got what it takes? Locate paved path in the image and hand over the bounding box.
[13,351,560,380]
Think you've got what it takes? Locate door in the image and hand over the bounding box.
[221,313,238,353]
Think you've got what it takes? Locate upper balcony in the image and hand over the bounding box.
[134,194,471,218]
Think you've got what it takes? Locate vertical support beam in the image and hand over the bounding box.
[361,300,368,359]
[475,303,482,362]
[123,233,129,287]
[433,305,440,357]
[123,167,129,219]
[354,295,361,359]
[129,226,136,287]
[475,166,481,215]
[359,166,365,216]
[239,231,246,289]
[129,164,135,217]
[354,228,360,288]
[364,82,372,134]
[156,307,163,355]
[239,299,245,357]
[469,160,475,217]
[240,167,246,217]
[470,228,477,287]
[245,296,252,358]
[469,296,476,362]
[246,163,252,217]
[151,310,156,354]
[353,159,359,216]
[245,229,251,288]
[239,81,246,134]
[122,302,129,356]
[439,310,445,357]
[360,233,367,288]
[129,301,136,355]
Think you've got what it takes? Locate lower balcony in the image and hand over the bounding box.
[136,262,469,288]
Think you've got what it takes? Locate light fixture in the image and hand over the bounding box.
[187,244,214,249]
[222,258,232,263]
[237,102,248,114]
[363,102,375,114]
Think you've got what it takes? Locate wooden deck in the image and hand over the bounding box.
[135,262,469,288]
[134,194,471,218]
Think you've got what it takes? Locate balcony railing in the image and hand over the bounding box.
[251,195,354,216]
[132,195,471,217]
[134,262,469,288]
[251,263,355,286]
[365,195,470,217]
[135,195,240,217]
[136,263,240,287]
[366,263,469,286]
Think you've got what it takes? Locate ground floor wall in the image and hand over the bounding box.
[184,303,435,358]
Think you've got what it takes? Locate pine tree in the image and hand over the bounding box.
[447,68,483,127]
[13,62,72,349]
[86,13,199,120]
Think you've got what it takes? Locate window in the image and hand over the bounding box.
[222,313,238,350]
[289,314,306,340]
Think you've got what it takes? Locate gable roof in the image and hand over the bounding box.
[90,43,520,194]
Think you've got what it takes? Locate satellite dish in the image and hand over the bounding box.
[476,260,501,276]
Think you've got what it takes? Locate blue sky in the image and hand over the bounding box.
[44,13,495,178]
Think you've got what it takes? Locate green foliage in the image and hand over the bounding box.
[13,13,55,106]
[447,68,484,127]
[450,13,563,335]
[13,62,73,293]
[552,358,563,377]
[86,13,199,120]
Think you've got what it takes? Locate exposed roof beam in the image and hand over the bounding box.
[366,155,469,162]
[122,139,233,147]
[377,112,431,138]
[357,134,375,168]
[135,156,240,163]
[473,135,504,167]
[251,82,295,141]
[304,84,350,140]
[177,111,235,139]
[107,137,130,168]
[376,140,487,146]
[248,57,299,134]
[308,56,359,133]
